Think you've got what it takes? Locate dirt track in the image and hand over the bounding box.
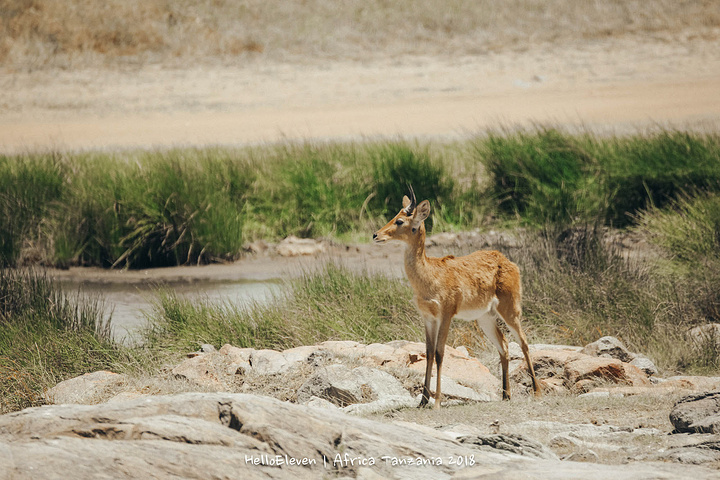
[2,34,720,153]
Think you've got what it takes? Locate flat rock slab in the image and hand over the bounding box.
[2,393,720,480]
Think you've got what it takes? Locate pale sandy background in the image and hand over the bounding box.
[1,29,719,152]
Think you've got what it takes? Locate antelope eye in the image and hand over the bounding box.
[395,219,404,226]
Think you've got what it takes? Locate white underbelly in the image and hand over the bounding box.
[454,297,499,326]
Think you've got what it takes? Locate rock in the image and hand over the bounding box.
[282,345,321,364]
[276,236,326,256]
[4,392,719,480]
[317,340,367,359]
[303,396,339,410]
[459,433,557,460]
[402,341,501,399]
[540,377,567,395]
[107,391,148,403]
[297,364,412,407]
[429,375,494,403]
[517,419,666,465]
[219,343,254,364]
[0,392,502,479]
[661,376,720,392]
[249,349,291,375]
[670,391,720,433]
[171,351,240,390]
[564,450,600,462]
[687,324,720,373]
[583,386,670,396]
[564,356,651,391]
[511,348,579,385]
[342,396,418,415]
[629,355,658,377]
[243,240,269,254]
[43,371,126,405]
[362,342,399,366]
[688,323,720,349]
[581,336,634,363]
[659,440,720,464]
[508,342,582,361]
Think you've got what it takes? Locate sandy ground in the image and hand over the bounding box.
[1,32,720,153]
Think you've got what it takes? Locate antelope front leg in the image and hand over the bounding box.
[432,312,453,409]
[419,323,436,408]
[417,299,441,408]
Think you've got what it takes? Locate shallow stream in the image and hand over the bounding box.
[58,278,281,344]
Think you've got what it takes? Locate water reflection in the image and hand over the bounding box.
[59,279,281,344]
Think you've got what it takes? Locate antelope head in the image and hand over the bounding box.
[373,189,431,244]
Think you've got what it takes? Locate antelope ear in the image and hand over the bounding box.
[402,195,411,209]
[411,200,431,231]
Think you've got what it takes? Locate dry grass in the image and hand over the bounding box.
[2,0,719,69]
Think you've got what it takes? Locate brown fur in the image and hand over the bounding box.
[373,195,540,408]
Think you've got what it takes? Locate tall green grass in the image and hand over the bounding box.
[0,268,135,413]
[635,193,720,265]
[479,128,720,226]
[1,140,474,267]
[54,149,254,268]
[2,129,720,268]
[0,154,65,266]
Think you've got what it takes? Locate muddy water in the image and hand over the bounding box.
[59,279,282,344]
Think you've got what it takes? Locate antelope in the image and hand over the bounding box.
[373,190,541,408]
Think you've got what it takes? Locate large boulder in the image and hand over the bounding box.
[669,391,720,434]
[397,341,501,399]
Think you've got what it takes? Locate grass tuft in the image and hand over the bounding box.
[0,268,135,413]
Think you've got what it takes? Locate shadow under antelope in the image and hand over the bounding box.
[373,190,541,408]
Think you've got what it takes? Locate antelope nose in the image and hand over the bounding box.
[372,233,378,240]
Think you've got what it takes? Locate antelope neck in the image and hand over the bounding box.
[403,224,430,280]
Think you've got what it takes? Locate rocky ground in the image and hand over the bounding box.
[3,334,718,478]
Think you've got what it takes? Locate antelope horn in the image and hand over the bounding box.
[404,185,417,214]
